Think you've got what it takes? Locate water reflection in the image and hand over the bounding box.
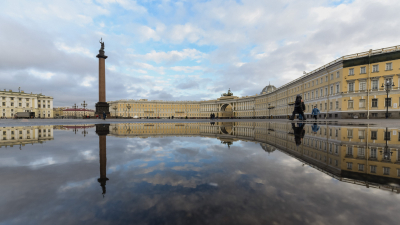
[1,122,400,224]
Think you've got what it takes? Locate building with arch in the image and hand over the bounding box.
[109,45,400,119]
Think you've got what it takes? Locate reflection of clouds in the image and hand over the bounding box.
[58,178,95,193]
[29,157,56,168]
[1,130,400,225]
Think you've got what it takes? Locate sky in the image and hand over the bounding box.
[1,0,400,108]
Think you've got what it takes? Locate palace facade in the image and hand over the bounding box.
[0,89,53,118]
[109,45,400,119]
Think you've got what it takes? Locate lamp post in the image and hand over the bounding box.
[127,104,131,118]
[112,106,118,118]
[381,80,395,119]
[268,104,271,119]
[81,100,88,118]
[72,103,77,119]
[380,127,393,160]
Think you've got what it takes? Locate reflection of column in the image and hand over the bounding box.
[98,135,109,196]
[96,124,110,197]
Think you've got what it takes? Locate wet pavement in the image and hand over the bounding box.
[1,122,400,224]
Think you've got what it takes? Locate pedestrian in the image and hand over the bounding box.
[289,94,306,121]
[102,111,106,120]
[311,106,320,120]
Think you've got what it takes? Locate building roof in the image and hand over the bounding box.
[63,108,94,112]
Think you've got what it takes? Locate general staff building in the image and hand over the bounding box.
[109,45,400,119]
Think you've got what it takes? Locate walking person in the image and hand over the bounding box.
[289,94,306,121]
[102,111,106,120]
[311,106,320,120]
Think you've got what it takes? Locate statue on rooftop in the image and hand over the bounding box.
[222,88,233,97]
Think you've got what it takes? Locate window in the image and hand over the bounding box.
[320,78,323,83]
[347,146,353,156]
[385,98,391,107]
[360,66,366,74]
[324,103,327,110]
[370,131,377,140]
[330,102,332,109]
[11,103,14,106]
[348,82,354,92]
[330,74,333,80]
[336,84,339,93]
[359,81,366,91]
[347,162,353,170]
[325,87,328,95]
[383,167,390,175]
[335,101,339,109]
[18,103,21,107]
[336,71,340,78]
[11,97,14,100]
[372,64,379,72]
[48,105,50,108]
[347,129,353,138]
[316,89,319,97]
[330,86,333,94]
[370,165,377,173]
[358,147,365,157]
[359,99,365,108]
[2,102,4,106]
[335,160,338,166]
[325,76,328,82]
[348,100,353,109]
[386,63,392,70]
[312,81,314,86]
[316,80,318,85]
[320,103,322,110]
[372,99,378,107]
[335,130,338,137]
[371,148,377,159]
[358,164,364,171]
[359,130,365,139]
[349,68,354,75]
[368,81,377,91]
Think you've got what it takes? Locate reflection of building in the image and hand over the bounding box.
[0,89,53,118]
[62,108,95,118]
[106,122,400,193]
[110,45,400,119]
[0,126,54,148]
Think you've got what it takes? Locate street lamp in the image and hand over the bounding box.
[112,106,118,118]
[127,104,131,118]
[72,103,77,119]
[381,80,395,119]
[81,100,87,118]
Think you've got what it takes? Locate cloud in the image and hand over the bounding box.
[131,49,206,64]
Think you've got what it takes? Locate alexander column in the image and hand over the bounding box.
[95,38,110,118]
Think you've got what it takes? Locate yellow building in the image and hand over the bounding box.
[109,45,400,119]
[0,89,53,118]
[62,108,95,118]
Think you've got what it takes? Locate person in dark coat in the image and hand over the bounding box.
[289,94,306,120]
[103,111,106,120]
[292,123,305,146]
